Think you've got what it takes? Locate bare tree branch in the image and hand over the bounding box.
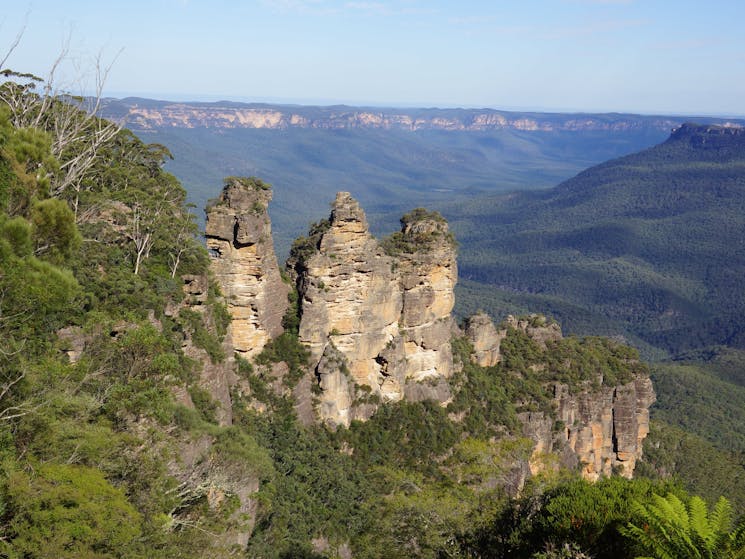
[0,11,28,71]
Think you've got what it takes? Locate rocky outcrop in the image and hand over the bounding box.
[205,177,289,358]
[466,312,654,480]
[498,317,655,481]
[396,209,457,388]
[521,376,654,480]
[291,193,457,426]
[505,314,562,348]
[198,176,656,480]
[465,311,506,367]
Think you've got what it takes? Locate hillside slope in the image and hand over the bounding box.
[451,124,745,356]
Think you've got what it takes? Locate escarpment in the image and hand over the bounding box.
[207,185,655,479]
[287,193,457,426]
[464,313,655,481]
[205,177,289,358]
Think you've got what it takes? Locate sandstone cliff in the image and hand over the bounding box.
[465,313,655,481]
[288,193,456,426]
[205,177,289,358]
[105,98,700,134]
[200,181,656,480]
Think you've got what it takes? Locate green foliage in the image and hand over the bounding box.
[255,331,310,387]
[5,463,142,558]
[213,427,275,481]
[650,362,745,452]
[344,401,459,475]
[179,307,225,363]
[0,75,255,559]
[471,476,678,559]
[0,228,79,355]
[282,287,301,334]
[288,218,331,269]
[446,437,534,491]
[381,207,456,256]
[239,412,374,558]
[188,385,219,424]
[448,337,522,437]
[636,421,745,513]
[621,493,745,559]
[30,197,81,263]
[0,214,32,255]
[545,335,643,388]
[357,479,474,559]
[226,175,271,191]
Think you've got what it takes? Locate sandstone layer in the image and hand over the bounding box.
[106,98,694,134]
[205,177,289,358]
[465,311,506,367]
[466,312,655,480]
[291,193,457,426]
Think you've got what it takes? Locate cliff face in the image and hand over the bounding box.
[465,311,506,367]
[291,193,456,426]
[521,377,655,480]
[177,274,236,426]
[205,177,289,358]
[105,98,700,134]
[200,182,655,479]
[466,313,655,481]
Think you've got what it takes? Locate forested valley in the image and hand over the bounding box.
[1,67,745,559]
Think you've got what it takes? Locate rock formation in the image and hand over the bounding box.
[465,312,655,480]
[205,177,289,358]
[203,182,656,478]
[289,193,457,426]
[521,376,655,480]
[465,311,506,367]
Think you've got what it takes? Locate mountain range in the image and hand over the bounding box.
[101,98,745,258]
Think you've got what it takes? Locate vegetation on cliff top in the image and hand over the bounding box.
[0,69,262,557]
[381,207,457,256]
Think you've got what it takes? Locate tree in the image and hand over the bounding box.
[0,47,121,218]
[621,493,745,559]
[5,463,142,558]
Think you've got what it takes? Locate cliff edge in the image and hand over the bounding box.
[205,177,289,358]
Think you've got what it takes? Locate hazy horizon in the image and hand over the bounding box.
[3,1,745,117]
[106,91,745,120]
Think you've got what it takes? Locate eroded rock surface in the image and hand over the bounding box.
[205,177,288,358]
[465,312,506,367]
[291,193,457,426]
[504,318,656,481]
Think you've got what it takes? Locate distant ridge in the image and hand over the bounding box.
[101,97,745,133]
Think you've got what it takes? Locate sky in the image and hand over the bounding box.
[1,0,744,116]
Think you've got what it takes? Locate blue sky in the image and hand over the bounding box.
[2,0,744,115]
